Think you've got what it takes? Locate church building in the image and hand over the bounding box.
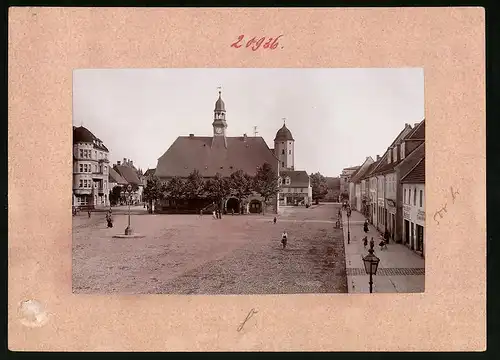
[154,91,280,214]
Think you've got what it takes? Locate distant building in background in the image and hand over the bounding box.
[348,157,375,211]
[113,158,144,204]
[72,126,111,208]
[340,166,360,199]
[278,170,312,206]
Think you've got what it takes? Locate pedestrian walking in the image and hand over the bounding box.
[231,208,234,216]
[384,229,390,244]
[212,210,217,220]
[370,237,375,250]
[281,230,288,249]
[363,220,369,234]
[199,209,203,218]
[379,238,388,250]
[106,210,113,228]
[273,216,277,224]
[363,236,368,248]
[88,209,91,218]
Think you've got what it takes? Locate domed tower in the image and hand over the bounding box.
[212,90,227,137]
[274,119,295,171]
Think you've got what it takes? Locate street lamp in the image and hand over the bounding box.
[362,241,380,293]
[124,184,133,235]
[347,207,352,244]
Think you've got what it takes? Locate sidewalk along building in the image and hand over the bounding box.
[112,158,143,205]
[72,126,111,209]
[278,170,312,206]
[401,155,425,257]
[347,156,374,211]
[154,90,280,214]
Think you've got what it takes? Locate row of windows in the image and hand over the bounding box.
[78,148,108,160]
[404,188,423,207]
[278,177,291,185]
[280,149,292,155]
[78,179,107,189]
[78,163,107,174]
[282,187,305,193]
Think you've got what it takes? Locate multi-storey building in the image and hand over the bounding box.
[72,126,111,208]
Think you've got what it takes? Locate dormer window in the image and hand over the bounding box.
[278,177,283,186]
[285,177,291,185]
[400,142,405,160]
[387,150,392,164]
[393,147,398,163]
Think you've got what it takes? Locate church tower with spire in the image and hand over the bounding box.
[274,118,295,171]
[212,90,227,138]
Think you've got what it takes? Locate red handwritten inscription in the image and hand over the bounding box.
[231,35,283,51]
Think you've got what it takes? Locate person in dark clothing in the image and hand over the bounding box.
[281,230,288,249]
[273,217,277,224]
[363,236,368,248]
[106,210,113,228]
[384,229,390,243]
[88,210,91,218]
[363,220,369,233]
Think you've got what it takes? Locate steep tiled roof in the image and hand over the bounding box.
[114,164,141,185]
[406,119,425,140]
[343,166,360,171]
[350,160,375,183]
[389,124,412,147]
[280,170,310,187]
[73,126,109,152]
[144,168,156,177]
[109,167,127,185]
[401,157,425,183]
[155,136,278,178]
[360,161,380,180]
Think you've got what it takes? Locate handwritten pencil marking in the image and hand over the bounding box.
[237,308,258,332]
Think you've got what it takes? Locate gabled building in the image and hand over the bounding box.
[113,158,143,204]
[72,126,111,208]
[278,170,312,206]
[340,166,360,198]
[360,159,381,221]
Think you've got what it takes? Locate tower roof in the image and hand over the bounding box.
[214,91,225,111]
[274,123,294,142]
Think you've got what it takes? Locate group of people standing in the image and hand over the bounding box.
[362,218,389,250]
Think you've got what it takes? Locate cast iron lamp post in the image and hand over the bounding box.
[362,241,380,293]
[124,184,133,235]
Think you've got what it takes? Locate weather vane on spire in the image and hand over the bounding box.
[282,117,287,125]
[217,86,222,96]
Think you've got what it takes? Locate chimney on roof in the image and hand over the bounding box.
[414,123,419,127]
[130,160,133,167]
[123,158,127,165]
[117,161,121,166]
[243,133,247,141]
[189,134,194,138]
[376,155,380,161]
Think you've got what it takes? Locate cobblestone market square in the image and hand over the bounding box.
[72,204,348,294]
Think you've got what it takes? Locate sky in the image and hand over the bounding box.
[73,68,424,177]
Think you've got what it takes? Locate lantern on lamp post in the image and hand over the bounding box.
[362,241,380,293]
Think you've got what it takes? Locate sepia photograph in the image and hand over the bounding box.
[72,68,425,295]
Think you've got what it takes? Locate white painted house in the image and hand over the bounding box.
[401,156,425,257]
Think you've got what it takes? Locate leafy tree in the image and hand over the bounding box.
[310,172,329,204]
[163,176,185,210]
[229,169,254,214]
[253,162,280,214]
[109,185,122,206]
[205,173,231,214]
[142,176,164,213]
[184,169,205,199]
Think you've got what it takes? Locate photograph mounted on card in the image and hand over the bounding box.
[9,7,485,352]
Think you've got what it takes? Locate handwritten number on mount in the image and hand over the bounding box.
[231,35,244,49]
[231,35,283,50]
